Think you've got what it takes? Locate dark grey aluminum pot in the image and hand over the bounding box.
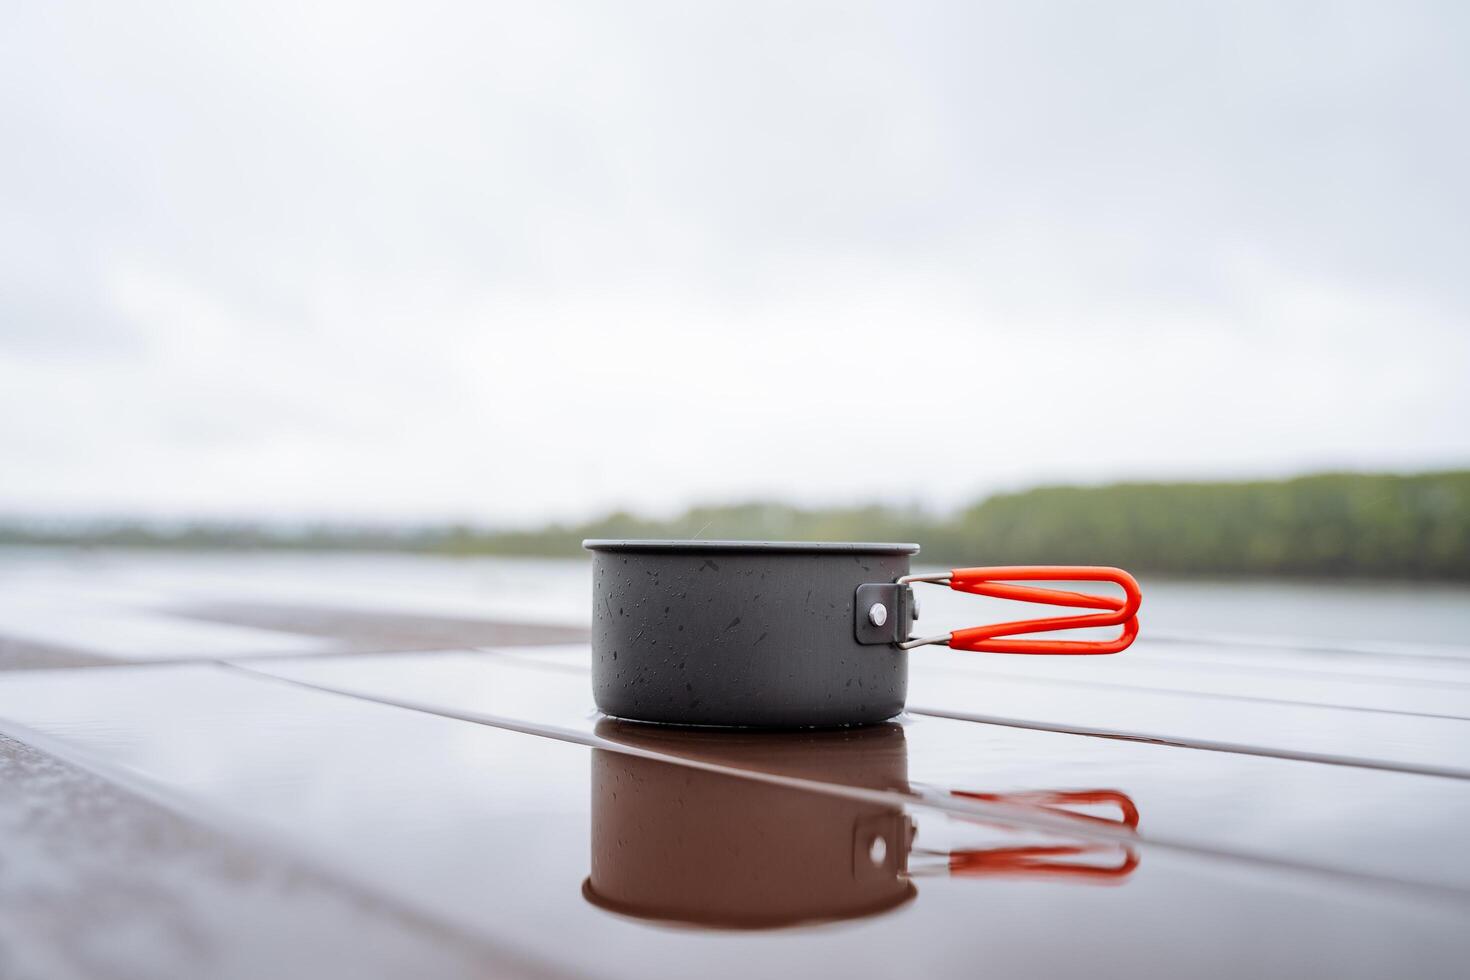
[584,540,919,728]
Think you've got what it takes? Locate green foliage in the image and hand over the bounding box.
[2,471,1467,579]
[933,472,1470,578]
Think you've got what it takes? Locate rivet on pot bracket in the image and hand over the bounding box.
[851,811,914,881]
[854,583,916,646]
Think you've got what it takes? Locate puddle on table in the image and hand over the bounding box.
[249,648,1470,892]
[0,663,1466,978]
[585,722,1137,930]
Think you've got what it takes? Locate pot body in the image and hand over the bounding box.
[585,540,918,727]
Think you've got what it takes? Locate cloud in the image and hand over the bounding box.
[2,1,1467,522]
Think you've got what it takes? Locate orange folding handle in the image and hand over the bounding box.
[901,565,1141,655]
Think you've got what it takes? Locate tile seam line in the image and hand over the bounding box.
[474,648,1470,730]
[0,639,583,668]
[923,666,1470,722]
[224,660,1470,906]
[0,713,580,980]
[1143,633,1470,665]
[470,650,1470,779]
[907,706,1470,781]
[261,643,1470,696]
[1101,653,1470,691]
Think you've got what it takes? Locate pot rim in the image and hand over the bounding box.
[582,539,920,556]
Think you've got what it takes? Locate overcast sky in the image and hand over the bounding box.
[2,1,1467,525]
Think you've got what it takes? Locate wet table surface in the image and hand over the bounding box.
[0,550,1468,979]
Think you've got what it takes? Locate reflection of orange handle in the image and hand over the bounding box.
[947,843,1140,880]
[951,789,1140,830]
[945,566,1141,655]
[945,788,1141,881]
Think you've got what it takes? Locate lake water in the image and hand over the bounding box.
[2,547,1466,662]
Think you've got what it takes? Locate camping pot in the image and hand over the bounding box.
[584,539,1142,728]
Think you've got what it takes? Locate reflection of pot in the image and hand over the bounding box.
[584,721,1140,930]
[584,723,916,929]
[594,718,912,791]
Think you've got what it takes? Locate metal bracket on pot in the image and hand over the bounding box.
[851,811,913,881]
[854,583,917,646]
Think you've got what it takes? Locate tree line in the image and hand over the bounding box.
[3,470,1467,579]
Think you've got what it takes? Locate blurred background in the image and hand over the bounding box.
[4,11,1470,977]
[2,1,1468,587]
